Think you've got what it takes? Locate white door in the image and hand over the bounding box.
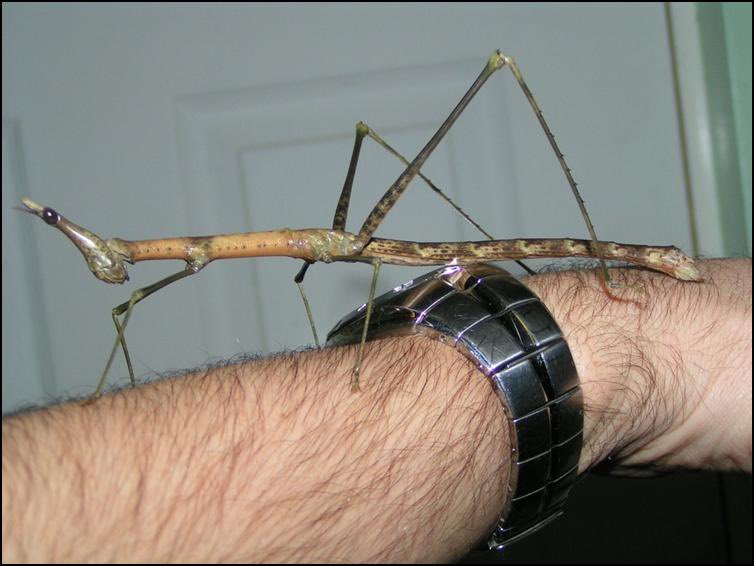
[3,4,706,410]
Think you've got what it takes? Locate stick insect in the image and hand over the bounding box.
[20,51,701,400]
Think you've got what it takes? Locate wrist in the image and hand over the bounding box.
[523,258,752,473]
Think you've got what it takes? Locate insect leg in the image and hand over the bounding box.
[294,263,320,348]
[351,258,381,392]
[357,51,608,282]
[501,55,611,284]
[333,121,370,231]
[362,125,535,275]
[87,267,199,402]
[292,122,371,347]
[357,51,507,244]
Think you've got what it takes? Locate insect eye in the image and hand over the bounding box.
[42,207,60,225]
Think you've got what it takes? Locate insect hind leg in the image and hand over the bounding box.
[361,124,536,275]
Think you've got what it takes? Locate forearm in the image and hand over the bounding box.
[2,337,509,563]
[3,259,751,563]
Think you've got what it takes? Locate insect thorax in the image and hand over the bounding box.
[301,230,363,263]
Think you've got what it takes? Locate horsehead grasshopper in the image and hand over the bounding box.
[19,51,701,400]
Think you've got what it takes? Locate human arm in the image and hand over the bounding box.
[531,258,751,474]
[2,258,751,563]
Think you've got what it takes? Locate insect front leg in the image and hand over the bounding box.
[86,266,201,403]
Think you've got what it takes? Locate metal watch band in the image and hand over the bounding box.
[326,264,583,550]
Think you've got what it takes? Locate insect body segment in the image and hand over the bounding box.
[20,197,132,285]
[361,238,701,280]
[294,230,364,263]
[116,229,364,264]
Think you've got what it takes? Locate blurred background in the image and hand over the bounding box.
[3,3,751,562]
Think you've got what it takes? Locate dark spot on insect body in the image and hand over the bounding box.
[42,207,60,225]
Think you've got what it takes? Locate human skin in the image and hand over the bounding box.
[2,259,751,563]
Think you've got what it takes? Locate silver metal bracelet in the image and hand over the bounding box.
[326,264,583,550]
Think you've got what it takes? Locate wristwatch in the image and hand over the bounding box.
[326,264,584,550]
